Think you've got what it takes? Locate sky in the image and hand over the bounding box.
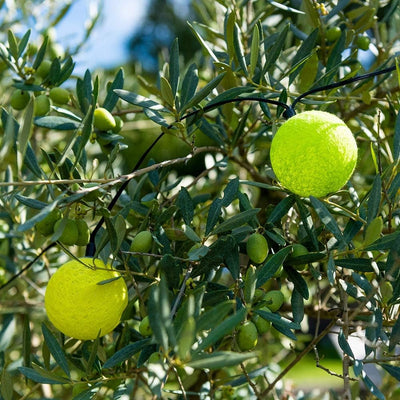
[55,0,149,72]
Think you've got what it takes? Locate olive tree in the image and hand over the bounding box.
[1,1,400,399]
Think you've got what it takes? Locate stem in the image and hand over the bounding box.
[340,283,352,400]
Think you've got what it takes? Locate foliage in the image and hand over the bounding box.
[1,0,400,399]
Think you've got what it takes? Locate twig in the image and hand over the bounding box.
[170,267,193,318]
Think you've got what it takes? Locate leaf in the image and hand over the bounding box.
[389,315,400,352]
[309,196,344,244]
[222,178,239,207]
[295,197,319,250]
[362,371,385,400]
[187,22,219,63]
[256,246,292,288]
[394,109,400,161]
[233,23,247,76]
[0,368,13,400]
[34,116,81,130]
[169,38,180,97]
[177,187,194,225]
[291,289,304,325]
[180,63,199,109]
[42,324,70,377]
[102,68,124,111]
[367,174,382,223]
[187,351,257,369]
[338,330,354,359]
[205,86,255,109]
[18,98,34,163]
[364,231,400,251]
[254,309,299,330]
[205,198,223,235]
[194,307,246,353]
[196,300,236,332]
[335,258,384,273]
[249,25,260,78]
[284,266,309,299]
[143,108,170,127]
[0,314,16,352]
[388,172,400,200]
[114,89,166,111]
[180,72,226,115]
[267,195,295,225]
[14,194,48,210]
[102,339,151,369]
[18,366,70,384]
[177,317,196,360]
[211,208,261,235]
[262,24,289,73]
[380,363,400,382]
[327,254,336,285]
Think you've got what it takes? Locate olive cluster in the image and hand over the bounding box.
[35,209,90,247]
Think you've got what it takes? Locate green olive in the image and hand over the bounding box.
[35,209,61,236]
[93,107,116,131]
[34,94,51,116]
[326,27,341,42]
[253,307,272,334]
[36,60,52,79]
[139,315,152,336]
[264,290,284,312]
[246,233,269,264]
[49,87,70,105]
[112,115,124,133]
[290,243,309,271]
[130,231,153,253]
[236,320,258,351]
[356,36,370,51]
[10,89,30,110]
[75,219,90,246]
[54,218,79,246]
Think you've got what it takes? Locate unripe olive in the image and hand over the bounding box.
[236,320,258,351]
[290,243,309,271]
[130,231,153,253]
[75,219,90,246]
[356,35,370,51]
[326,26,341,42]
[364,216,383,246]
[49,87,70,105]
[36,60,52,79]
[93,107,116,131]
[54,218,79,246]
[139,315,152,336]
[253,307,272,334]
[264,290,284,312]
[246,233,269,264]
[34,94,51,116]
[10,89,30,110]
[35,209,61,236]
[112,115,124,133]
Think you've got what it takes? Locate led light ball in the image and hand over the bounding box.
[270,110,358,197]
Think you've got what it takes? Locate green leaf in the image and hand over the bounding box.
[222,178,239,207]
[18,98,34,163]
[114,89,166,111]
[18,366,70,384]
[389,315,400,352]
[169,38,180,97]
[205,198,223,235]
[177,187,194,225]
[23,315,31,368]
[196,300,236,332]
[338,330,354,359]
[394,110,400,161]
[327,254,336,285]
[262,24,289,74]
[102,339,151,369]
[388,172,400,200]
[335,258,384,273]
[0,368,13,400]
[194,307,246,353]
[244,265,257,304]
[34,116,81,130]
[177,317,196,360]
[380,363,400,382]
[367,174,382,223]
[148,277,176,351]
[33,37,48,70]
[295,198,319,250]
[7,29,19,60]
[14,194,47,210]
[256,246,292,288]
[180,72,226,115]
[211,208,261,235]
[187,22,219,63]
[364,231,400,251]
[41,323,70,378]
[205,86,255,109]
[104,217,118,253]
[267,195,295,225]
[249,24,260,78]
[187,351,257,369]
[254,308,299,330]
[180,63,199,109]
[309,196,344,244]
[233,23,248,76]
[76,70,93,114]
[103,68,124,111]
[284,266,309,299]
[143,108,170,127]
[291,289,304,325]
[361,371,385,400]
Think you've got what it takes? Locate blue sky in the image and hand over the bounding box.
[55,0,149,72]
